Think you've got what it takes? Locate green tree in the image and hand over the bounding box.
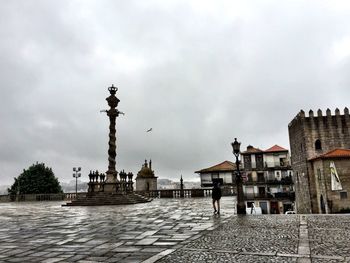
[8,163,63,195]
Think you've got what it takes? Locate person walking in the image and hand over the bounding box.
[250,203,256,214]
[212,182,222,215]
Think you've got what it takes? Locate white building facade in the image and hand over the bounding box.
[242,145,294,214]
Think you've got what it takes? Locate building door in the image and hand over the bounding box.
[270,201,279,214]
[259,201,268,214]
[258,187,266,198]
[283,203,293,213]
[320,195,326,214]
[257,173,265,182]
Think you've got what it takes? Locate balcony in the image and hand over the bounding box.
[264,161,291,169]
[266,177,293,185]
[244,178,266,185]
[244,176,293,185]
[243,162,264,170]
[244,191,295,200]
[244,193,273,199]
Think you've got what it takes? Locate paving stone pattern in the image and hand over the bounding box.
[159,214,350,263]
[185,215,299,253]
[308,215,350,258]
[1,198,350,262]
[0,197,235,263]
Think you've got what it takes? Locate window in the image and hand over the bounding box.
[244,155,252,169]
[247,201,254,208]
[247,173,253,182]
[340,191,348,199]
[212,173,219,179]
[280,158,285,166]
[315,139,322,150]
[256,154,264,169]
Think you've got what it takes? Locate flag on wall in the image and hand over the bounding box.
[330,161,342,191]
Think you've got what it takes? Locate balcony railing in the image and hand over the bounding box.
[244,191,295,200]
[244,178,266,184]
[264,161,290,168]
[266,177,293,185]
[244,162,291,170]
[244,177,293,185]
[244,193,273,199]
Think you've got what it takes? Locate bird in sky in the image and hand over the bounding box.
[146,128,152,132]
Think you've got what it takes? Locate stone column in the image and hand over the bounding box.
[104,85,122,191]
[180,175,184,197]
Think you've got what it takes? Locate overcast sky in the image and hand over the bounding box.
[1,0,350,186]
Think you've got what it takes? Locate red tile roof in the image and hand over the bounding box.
[309,149,350,161]
[195,161,236,173]
[264,145,288,153]
[241,146,264,154]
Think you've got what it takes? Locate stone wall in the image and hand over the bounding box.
[136,178,157,191]
[322,159,350,212]
[288,108,350,213]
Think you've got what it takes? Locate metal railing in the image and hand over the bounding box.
[244,192,295,200]
[244,161,291,169]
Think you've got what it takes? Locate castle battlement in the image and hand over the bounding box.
[288,107,350,127]
[288,107,350,214]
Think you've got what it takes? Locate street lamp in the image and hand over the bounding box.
[73,167,81,196]
[231,138,246,214]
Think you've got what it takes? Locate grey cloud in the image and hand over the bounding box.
[1,0,350,186]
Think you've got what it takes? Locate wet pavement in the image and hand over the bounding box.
[0,197,349,262]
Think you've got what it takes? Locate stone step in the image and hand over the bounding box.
[62,193,152,206]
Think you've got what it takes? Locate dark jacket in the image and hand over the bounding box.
[212,186,222,200]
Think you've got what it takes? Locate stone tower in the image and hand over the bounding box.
[288,108,350,213]
[135,160,157,192]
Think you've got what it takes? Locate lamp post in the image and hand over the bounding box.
[231,138,246,214]
[73,167,81,196]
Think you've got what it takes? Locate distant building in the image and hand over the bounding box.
[135,160,157,191]
[241,145,294,214]
[288,108,350,213]
[195,161,236,187]
[195,146,294,214]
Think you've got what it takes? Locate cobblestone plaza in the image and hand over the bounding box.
[0,197,349,262]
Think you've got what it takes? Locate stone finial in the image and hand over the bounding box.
[299,110,305,117]
[144,159,148,168]
[317,109,322,117]
[309,110,314,117]
[345,107,349,115]
[149,159,152,170]
[335,108,340,116]
[326,108,331,116]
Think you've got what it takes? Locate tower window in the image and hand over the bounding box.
[315,139,322,150]
[340,191,348,199]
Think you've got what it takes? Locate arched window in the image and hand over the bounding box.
[315,139,322,150]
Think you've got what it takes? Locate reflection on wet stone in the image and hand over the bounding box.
[1,199,350,262]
